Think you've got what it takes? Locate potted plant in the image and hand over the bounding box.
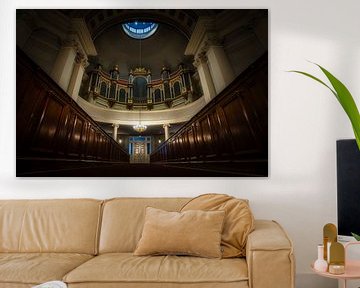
[290,64,360,240]
[290,63,360,150]
[352,233,360,241]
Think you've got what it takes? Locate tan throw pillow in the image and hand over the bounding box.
[134,207,225,258]
[181,193,254,258]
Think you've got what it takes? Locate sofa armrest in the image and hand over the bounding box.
[246,220,295,288]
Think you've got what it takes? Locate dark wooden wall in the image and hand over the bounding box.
[16,48,129,164]
[150,54,268,176]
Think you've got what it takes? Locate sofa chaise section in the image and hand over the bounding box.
[0,199,103,287]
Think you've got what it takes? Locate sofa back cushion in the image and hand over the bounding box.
[99,198,189,253]
[0,199,102,254]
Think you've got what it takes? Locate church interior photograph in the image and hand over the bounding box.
[16,9,268,177]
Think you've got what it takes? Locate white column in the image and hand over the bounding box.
[206,45,235,94]
[67,52,87,101]
[112,124,119,141]
[163,124,170,141]
[51,41,77,91]
[193,53,216,103]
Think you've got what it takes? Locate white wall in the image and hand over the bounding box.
[2,1,360,288]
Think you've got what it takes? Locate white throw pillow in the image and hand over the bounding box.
[32,281,67,288]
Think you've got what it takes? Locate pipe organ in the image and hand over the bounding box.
[86,63,196,110]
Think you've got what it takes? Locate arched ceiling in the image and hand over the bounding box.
[62,9,221,40]
[92,21,191,78]
[60,10,222,78]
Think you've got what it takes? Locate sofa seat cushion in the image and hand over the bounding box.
[64,253,248,285]
[0,253,93,285]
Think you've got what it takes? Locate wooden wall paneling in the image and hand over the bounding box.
[50,92,78,158]
[86,127,95,159]
[246,78,268,141]
[108,140,112,160]
[79,121,89,159]
[176,137,184,161]
[193,121,203,160]
[181,131,189,161]
[97,134,102,160]
[68,116,84,157]
[187,126,196,160]
[200,116,213,159]
[102,137,107,160]
[202,115,215,158]
[16,59,31,110]
[17,87,47,154]
[150,53,268,175]
[207,111,222,159]
[172,139,178,160]
[53,106,72,157]
[96,132,101,159]
[110,140,115,160]
[102,135,108,160]
[94,129,101,160]
[100,134,105,160]
[214,105,235,158]
[168,140,174,160]
[81,122,90,159]
[238,88,266,153]
[221,93,257,155]
[31,94,65,154]
[161,146,166,161]
[17,48,130,165]
[95,132,101,160]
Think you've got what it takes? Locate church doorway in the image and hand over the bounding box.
[129,136,151,163]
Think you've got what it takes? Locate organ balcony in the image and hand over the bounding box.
[81,63,202,111]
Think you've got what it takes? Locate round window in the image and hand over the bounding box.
[122,21,158,39]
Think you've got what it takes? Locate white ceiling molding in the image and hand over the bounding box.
[77,96,206,126]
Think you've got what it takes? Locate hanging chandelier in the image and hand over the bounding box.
[133,123,147,133]
[133,109,147,133]
[133,37,147,133]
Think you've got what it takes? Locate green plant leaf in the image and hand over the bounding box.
[316,65,360,145]
[289,65,360,150]
[351,232,360,241]
[288,70,337,98]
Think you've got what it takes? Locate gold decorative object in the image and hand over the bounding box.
[328,264,345,274]
[323,223,337,261]
[329,242,345,274]
[133,67,147,75]
[329,242,345,264]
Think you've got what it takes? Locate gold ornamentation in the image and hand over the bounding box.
[133,67,147,75]
[323,223,337,261]
[329,242,345,267]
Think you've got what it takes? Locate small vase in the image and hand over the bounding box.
[314,244,328,272]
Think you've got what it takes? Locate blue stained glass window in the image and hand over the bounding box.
[122,21,158,39]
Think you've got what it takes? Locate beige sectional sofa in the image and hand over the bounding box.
[0,198,294,288]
